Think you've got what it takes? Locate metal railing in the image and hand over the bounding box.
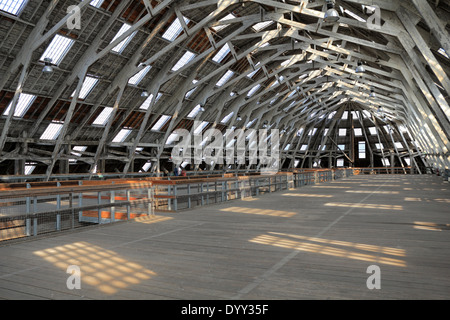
[0,167,416,243]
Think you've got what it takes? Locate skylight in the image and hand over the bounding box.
[375,143,384,150]
[358,141,366,159]
[336,158,344,167]
[211,13,235,32]
[354,128,363,136]
[0,0,27,15]
[252,20,274,32]
[92,107,113,126]
[185,80,198,98]
[110,23,136,53]
[171,51,196,72]
[247,84,261,97]
[112,128,132,143]
[40,121,64,140]
[3,93,36,118]
[339,128,347,136]
[128,65,151,85]
[90,0,103,8]
[216,70,234,87]
[194,121,209,135]
[71,146,87,157]
[166,132,179,145]
[72,76,98,99]
[394,142,403,149]
[212,43,230,63]
[162,16,190,41]
[40,35,74,65]
[187,104,204,118]
[369,127,377,135]
[24,162,36,175]
[438,48,449,59]
[300,144,308,151]
[381,158,390,166]
[140,93,162,110]
[221,111,234,124]
[151,115,171,131]
[141,162,152,172]
[308,128,317,136]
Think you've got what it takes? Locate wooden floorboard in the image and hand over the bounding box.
[0,174,449,300]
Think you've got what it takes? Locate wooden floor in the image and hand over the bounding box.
[0,174,449,300]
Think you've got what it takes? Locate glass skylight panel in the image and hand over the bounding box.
[375,143,384,150]
[336,158,344,167]
[216,70,234,87]
[339,128,347,136]
[246,118,257,128]
[185,80,198,98]
[24,163,36,175]
[187,104,203,118]
[338,144,346,150]
[369,127,377,135]
[194,121,209,135]
[394,142,403,149]
[308,128,317,136]
[211,13,235,32]
[162,16,190,41]
[0,0,27,15]
[111,23,136,53]
[40,35,74,65]
[252,20,274,32]
[90,0,103,8]
[212,43,230,63]
[171,51,196,72]
[166,132,179,145]
[128,65,151,85]
[358,141,366,159]
[300,145,308,151]
[112,128,132,143]
[284,144,291,151]
[141,162,152,172]
[221,111,234,124]
[72,76,98,99]
[92,107,113,126]
[438,48,449,59]
[140,93,162,110]
[354,128,363,136]
[247,84,261,97]
[382,158,390,166]
[3,93,36,118]
[404,158,411,166]
[72,146,87,156]
[40,122,64,140]
[327,111,337,119]
[247,68,260,78]
[151,115,171,131]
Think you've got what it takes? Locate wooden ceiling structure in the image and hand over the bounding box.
[0,0,449,180]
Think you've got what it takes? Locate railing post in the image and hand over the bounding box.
[97,191,102,224]
[187,184,191,208]
[173,185,178,211]
[56,182,61,231]
[110,190,115,223]
[126,189,131,220]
